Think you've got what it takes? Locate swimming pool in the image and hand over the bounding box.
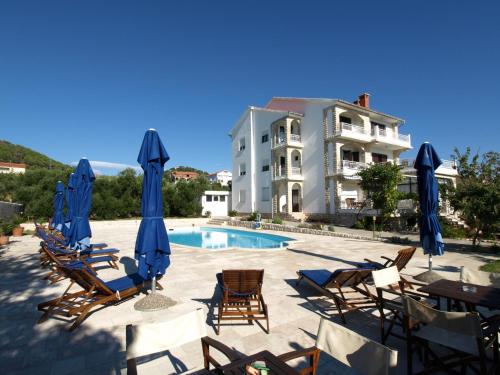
[168,227,294,249]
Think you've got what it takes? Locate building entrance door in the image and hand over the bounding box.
[292,189,300,212]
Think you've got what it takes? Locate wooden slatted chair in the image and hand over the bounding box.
[215,269,269,335]
[402,295,500,374]
[37,264,161,330]
[364,247,416,272]
[296,268,376,323]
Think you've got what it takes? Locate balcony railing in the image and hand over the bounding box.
[341,160,367,170]
[291,166,302,175]
[398,133,410,142]
[400,159,456,170]
[290,134,301,142]
[339,122,367,134]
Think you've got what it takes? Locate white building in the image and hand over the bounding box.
[201,190,229,217]
[207,170,232,186]
[0,162,26,174]
[230,93,457,222]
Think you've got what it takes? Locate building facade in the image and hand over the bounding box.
[201,190,229,217]
[0,162,26,174]
[230,94,456,221]
[207,170,232,186]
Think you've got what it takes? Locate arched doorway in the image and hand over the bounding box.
[291,183,302,213]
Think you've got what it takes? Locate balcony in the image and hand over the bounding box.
[291,166,302,176]
[399,159,458,176]
[272,134,303,149]
[337,160,367,179]
[272,166,304,181]
[333,122,372,143]
[371,127,411,150]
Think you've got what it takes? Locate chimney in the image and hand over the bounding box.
[358,93,370,108]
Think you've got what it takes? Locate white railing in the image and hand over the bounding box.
[340,201,362,209]
[290,134,301,142]
[378,128,387,137]
[339,122,367,134]
[398,133,410,142]
[291,166,302,175]
[273,137,286,148]
[341,160,367,170]
[440,159,456,169]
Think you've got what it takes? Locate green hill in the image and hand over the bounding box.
[0,140,68,170]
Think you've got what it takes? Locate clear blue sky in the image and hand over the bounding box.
[1,1,499,174]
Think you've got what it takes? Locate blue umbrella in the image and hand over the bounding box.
[62,173,76,239]
[67,158,95,249]
[135,129,171,281]
[415,142,444,271]
[51,181,65,231]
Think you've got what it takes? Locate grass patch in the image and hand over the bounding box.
[480,260,500,273]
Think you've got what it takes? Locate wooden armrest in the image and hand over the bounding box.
[201,336,241,370]
[277,346,320,374]
[380,256,393,262]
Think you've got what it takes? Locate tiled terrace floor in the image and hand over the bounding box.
[0,219,497,374]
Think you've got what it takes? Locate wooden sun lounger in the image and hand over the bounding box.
[296,268,376,323]
[37,264,160,330]
[364,247,416,272]
[216,269,269,335]
[40,242,118,284]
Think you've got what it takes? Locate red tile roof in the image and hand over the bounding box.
[0,162,26,168]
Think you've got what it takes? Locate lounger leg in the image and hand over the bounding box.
[296,275,303,286]
[332,296,346,324]
[69,305,92,331]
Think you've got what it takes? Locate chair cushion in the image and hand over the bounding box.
[85,256,113,265]
[104,273,146,292]
[80,248,119,256]
[414,325,479,356]
[300,266,375,288]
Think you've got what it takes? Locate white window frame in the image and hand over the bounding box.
[239,163,246,176]
[239,137,246,151]
[239,190,246,203]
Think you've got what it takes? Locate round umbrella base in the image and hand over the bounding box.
[414,270,445,284]
[134,293,176,312]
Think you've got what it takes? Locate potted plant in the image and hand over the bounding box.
[0,219,13,245]
[11,215,25,237]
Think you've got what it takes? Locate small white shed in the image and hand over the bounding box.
[201,190,229,217]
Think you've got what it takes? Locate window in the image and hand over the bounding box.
[213,195,219,201]
[261,132,269,143]
[239,190,246,203]
[239,163,246,176]
[342,150,360,162]
[339,115,351,124]
[261,187,270,201]
[262,158,269,172]
[220,195,226,202]
[372,153,388,163]
[239,138,245,151]
[206,195,212,202]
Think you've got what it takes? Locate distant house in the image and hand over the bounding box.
[0,162,26,174]
[171,170,199,182]
[201,190,229,217]
[207,170,232,186]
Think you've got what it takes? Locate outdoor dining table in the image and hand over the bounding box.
[218,350,300,374]
[418,279,500,312]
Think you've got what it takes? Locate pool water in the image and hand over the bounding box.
[168,227,293,249]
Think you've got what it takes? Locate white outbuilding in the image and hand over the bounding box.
[201,190,229,217]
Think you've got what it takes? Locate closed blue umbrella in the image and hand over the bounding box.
[51,181,65,231]
[67,158,95,249]
[62,173,76,238]
[135,129,171,281]
[415,142,444,272]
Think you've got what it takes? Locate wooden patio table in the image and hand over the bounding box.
[418,279,500,312]
[219,350,300,374]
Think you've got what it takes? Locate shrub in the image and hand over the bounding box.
[246,211,260,221]
[388,236,411,245]
[328,225,335,232]
[0,218,16,236]
[352,220,365,230]
[228,210,238,217]
[298,223,310,229]
[440,220,468,239]
[310,223,323,230]
[272,216,283,224]
[205,210,211,218]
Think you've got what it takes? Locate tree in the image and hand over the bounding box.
[448,148,499,245]
[358,162,404,224]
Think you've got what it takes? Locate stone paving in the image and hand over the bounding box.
[0,219,498,374]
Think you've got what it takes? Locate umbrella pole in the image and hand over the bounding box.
[429,254,433,271]
[151,276,156,294]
